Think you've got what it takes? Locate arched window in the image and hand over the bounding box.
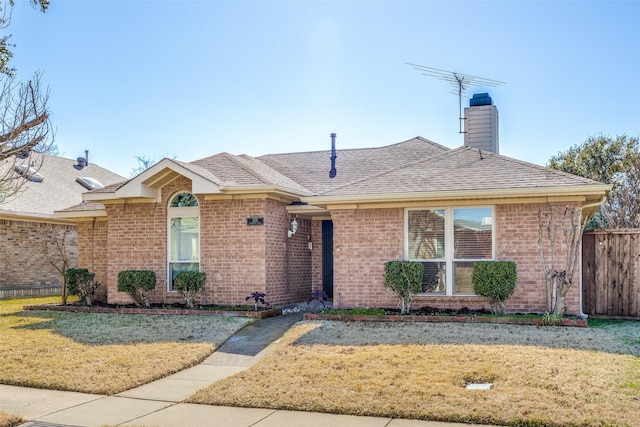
[168,192,199,291]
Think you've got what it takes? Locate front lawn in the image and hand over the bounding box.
[0,296,254,395]
[189,320,640,427]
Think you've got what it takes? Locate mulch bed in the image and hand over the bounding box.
[304,307,588,327]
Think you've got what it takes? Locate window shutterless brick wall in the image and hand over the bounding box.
[331,208,404,309]
[79,175,314,306]
[329,202,583,314]
[76,219,108,302]
[495,202,581,314]
[0,219,77,288]
[311,219,323,292]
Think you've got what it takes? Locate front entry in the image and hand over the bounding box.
[322,220,334,299]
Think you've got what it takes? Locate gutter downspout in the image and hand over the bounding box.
[578,195,608,318]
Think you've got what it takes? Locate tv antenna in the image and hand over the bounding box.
[407,63,505,134]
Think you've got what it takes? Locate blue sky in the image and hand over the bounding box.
[9,0,640,178]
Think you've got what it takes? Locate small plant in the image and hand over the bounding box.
[308,290,329,310]
[246,291,268,311]
[173,271,207,309]
[471,261,517,315]
[541,311,564,326]
[117,270,157,308]
[65,268,100,307]
[383,261,423,314]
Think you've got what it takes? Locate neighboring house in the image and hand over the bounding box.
[0,153,125,298]
[56,96,609,314]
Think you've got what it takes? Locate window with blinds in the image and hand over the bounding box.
[406,206,494,296]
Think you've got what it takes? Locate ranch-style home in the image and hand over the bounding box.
[56,97,610,314]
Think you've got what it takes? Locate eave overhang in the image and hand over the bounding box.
[53,209,107,220]
[82,159,222,203]
[302,184,612,209]
[0,210,74,225]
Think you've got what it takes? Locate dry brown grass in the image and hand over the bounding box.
[0,411,24,427]
[0,296,253,395]
[189,321,640,427]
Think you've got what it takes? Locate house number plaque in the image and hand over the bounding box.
[246,215,264,226]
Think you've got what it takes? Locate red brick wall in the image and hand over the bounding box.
[496,202,581,314]
[311,220,323,292]
[266,211,312,306]
[76,219,108,302]
[332,208,404,308]
[329,202,583,314]
[105,201,167,304]
[0,219,77,288]
[76,179,314,306]
[200,197,267,305]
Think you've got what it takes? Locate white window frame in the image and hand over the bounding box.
[167,191,200,292]
[405,206,495,296]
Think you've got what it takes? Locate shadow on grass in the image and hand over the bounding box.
[290,319,640,356]
[4,309,254,346]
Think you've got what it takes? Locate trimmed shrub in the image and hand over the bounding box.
[173,271,207,309]
[65,268,100,307]
[117,270,157,308]
[383,261,423,314]
[471,261,517,315]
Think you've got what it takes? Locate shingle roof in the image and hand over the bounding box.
[58,135,608,215]
[321,146,603,197]
[258,136,449,194]
[0,154,125,218]
[191,152,311,193]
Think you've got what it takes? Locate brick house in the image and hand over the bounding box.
[0,153,124,298]
[57,100,609,314]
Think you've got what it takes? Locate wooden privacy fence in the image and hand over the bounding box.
[582,229,640,317]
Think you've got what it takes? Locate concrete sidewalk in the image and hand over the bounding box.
[1,311,497,427]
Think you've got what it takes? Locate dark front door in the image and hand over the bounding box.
[322,220,334,299]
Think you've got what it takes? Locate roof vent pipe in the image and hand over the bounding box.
[329,133,337,178]
[73,150,89,170]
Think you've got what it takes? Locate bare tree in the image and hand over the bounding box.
[0,0,53,202]
[0,72,52,199]
[538,204,585,317]
[43,226,77,305]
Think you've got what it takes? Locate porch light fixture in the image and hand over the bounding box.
[288,218,299,238]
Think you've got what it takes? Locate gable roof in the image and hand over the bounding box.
[307,146,607,202]
[57,136,610,217]
[0,153,125,221]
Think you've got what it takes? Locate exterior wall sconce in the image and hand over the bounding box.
[288,218,299,238]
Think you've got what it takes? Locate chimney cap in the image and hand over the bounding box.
[469,93,493,107]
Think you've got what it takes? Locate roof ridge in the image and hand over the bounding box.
[258,136,448,158]
[317,145,453,196]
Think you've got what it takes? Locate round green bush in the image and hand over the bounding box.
[471,261,517,315]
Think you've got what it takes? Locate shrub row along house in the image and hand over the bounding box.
[56,96,610,314]
[0,152,124,298]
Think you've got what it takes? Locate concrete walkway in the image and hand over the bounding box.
[1,311,496,427]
